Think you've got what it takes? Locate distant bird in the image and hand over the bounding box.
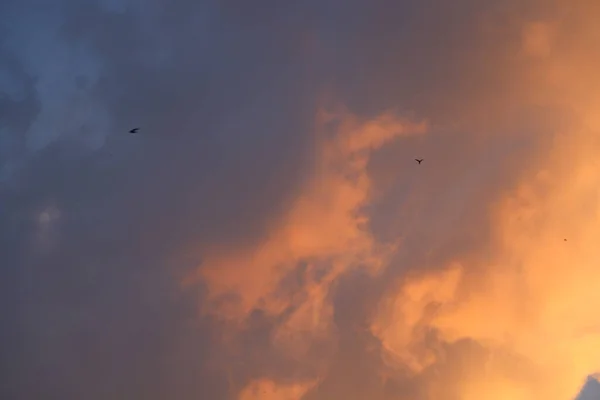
[415,158,423,164]
[129,128,139,134]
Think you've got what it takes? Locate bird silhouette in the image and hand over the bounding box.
[129,128,139,134]
[415,158,423,164]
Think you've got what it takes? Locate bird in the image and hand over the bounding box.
[129,128,139,134]
[415,158,423,164]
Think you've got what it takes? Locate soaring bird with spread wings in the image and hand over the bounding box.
[415,158,423,164]
[129,128,139,134]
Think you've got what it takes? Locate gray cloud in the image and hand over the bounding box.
[576,376,600,400]
[1,1,322,398]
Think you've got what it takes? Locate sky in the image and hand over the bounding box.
[2,0,600,399]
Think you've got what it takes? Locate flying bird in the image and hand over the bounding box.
[129,128,139,134]
[415,158,423,164]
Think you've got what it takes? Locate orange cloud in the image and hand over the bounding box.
[185,107,426,399]
[521,21,555,59]
[372,116,600,400]
[185,2,600,399]
[192,107,426,328]
[369,4,600,398]
[238,378,317,400]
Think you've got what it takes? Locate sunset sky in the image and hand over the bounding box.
[2,1,600,399]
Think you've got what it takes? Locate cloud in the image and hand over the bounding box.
[238,378,318,400]
[576,375,600,400]
[1,1,322,398]
[186,109,427,397]
[3,0,600,399]
[368,6,600,396]
[192,108,426,322]
[521,21,556,58]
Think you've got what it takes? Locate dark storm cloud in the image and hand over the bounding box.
[1,1,323,399]
[57,0,323,247]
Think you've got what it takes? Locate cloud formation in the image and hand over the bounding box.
[2,0,600,400]
[193,109,426,319]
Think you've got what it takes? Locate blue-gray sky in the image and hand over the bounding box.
[2,1,600,399]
